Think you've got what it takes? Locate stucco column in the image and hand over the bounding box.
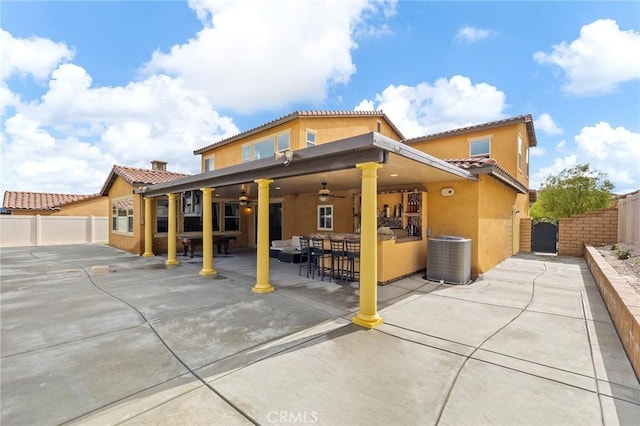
[252,178,275,294]
[200,188,217,276]
[353,162,383,329]
[165,192,179,266]
[142,197,155,257]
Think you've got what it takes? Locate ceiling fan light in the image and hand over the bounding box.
[238,191,248,206]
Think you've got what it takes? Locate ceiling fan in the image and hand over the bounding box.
[318,182,345,201]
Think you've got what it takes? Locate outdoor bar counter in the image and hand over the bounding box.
[311,233,426,285]
[377,235,425,285]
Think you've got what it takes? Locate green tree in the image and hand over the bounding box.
[532,164,615,218]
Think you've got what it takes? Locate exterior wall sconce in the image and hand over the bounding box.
[275,149,293,166]
[440,187,455,197]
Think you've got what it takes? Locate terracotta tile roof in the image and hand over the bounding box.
[193,110,405,154]
[3,191,102,211]
[445,157,528,194]
[100,165,190,196]
[403,114,537,147]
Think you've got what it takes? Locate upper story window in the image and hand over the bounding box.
[254,137,275,160]
[470,137,491,158]
[525,145,529,177]
[517,134,523,171]
[204,155,215,172]
[277,132,290,152]
[242,144,252,163]
[112,196,134,234]
[306,130,316,147]
[242,133,289,162]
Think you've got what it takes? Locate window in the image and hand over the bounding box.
[470,138,490,157]
[204,155,215,172]
[156,197,168,233]
[276,132,290,152]
[525,146,529,176]
[112,196,134,234]
[376,121,381,132]
[212,202,221,231]
[517,134,523,171]
[242,145,252,163]
[306,130,316,147]
[224,202,240,231]
[317,205,333,231]
[254,137,275,160]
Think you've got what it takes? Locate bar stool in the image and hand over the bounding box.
[298,236,311,278]
[329,239,347,282]
[310,237,330,280]
[345,239,360,282]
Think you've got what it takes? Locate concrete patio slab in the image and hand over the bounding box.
[482,310,594,376]
[438,359,602,425]
[212,325,465,425]
[1,244,638,425]
[381,293,522,347]
[151,293,337,369]
[1,325,187,425]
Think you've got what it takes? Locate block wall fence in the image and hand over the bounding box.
[559,207,618,256]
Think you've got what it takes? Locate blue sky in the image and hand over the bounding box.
[1,0,639,197]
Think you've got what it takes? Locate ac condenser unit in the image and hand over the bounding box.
[426,236,471,284]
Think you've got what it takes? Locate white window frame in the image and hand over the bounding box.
[242,144,252,163]
[306,130,316,147]
[469,136,491,158]
[204,155,215,172]
[253,137,275,160]
[111,196,134,235]
[317,205,333,231]
[525,145,529,176]
[156,196,169,234]
[224,202,240,231]
[276,132,290,152]
[517,134,523,171]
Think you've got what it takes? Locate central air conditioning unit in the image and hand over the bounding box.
[426,235,471,284]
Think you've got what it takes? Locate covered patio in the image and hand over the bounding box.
[140,132,476,328]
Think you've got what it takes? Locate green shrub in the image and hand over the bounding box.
[617,249,632,260]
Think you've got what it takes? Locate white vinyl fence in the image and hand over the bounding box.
[0,215,109,247]
[618,192,640,247]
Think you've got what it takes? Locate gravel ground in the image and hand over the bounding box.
[595,243,640,296]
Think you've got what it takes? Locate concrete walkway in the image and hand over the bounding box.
[1,244,638,425]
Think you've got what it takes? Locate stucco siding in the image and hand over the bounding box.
[477,175,518,274]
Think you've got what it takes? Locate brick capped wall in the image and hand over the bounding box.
[519,217,532,252]
[558,207,618,256]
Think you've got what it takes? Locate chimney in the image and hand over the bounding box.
[151,160,167,171]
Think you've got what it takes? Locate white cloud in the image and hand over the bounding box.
[536,113,562,135]
[531,154,578,189]
[574,122,640,189]
[530,123,639,193]
[529,146,546,157]
[144,0,396,112]
[355,75,507,138]
[0,29,74,81]
[1,34,240,194]
[534,19,640,95]
[455,26,495,43]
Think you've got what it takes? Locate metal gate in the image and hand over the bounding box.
[531,218,558,253]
